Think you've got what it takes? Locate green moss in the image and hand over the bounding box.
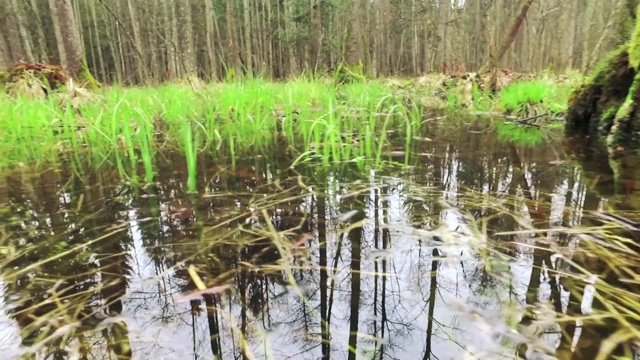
[629,4,640,69]
[602,106,619,125]
[225,67,236,82]
[0,71,8,85]
[588,45,629,83]
[608,71,640,147]
[334,60,366,84]
[566,45,635,134]
[78,59,100,89]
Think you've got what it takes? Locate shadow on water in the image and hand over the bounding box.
[1,122,640,359]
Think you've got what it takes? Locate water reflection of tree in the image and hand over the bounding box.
[158,156,317,359]
[422,248,440,360]
[4,127,635,360]
[1,165,134,359]
[550,139,640,359]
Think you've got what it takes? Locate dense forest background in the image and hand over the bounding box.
[0,0,635,84]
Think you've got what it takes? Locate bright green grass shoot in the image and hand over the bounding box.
[0,76,578,187]
[499,79,568,114]
[1,79,425,181]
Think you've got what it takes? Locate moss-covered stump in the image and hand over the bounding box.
[566,4,640,154]
[565,46,635,138]
[333,61,366,84]
[78,59,100,89]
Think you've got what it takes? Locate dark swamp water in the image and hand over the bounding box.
[1,122,640,360]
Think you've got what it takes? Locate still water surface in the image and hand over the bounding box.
[1,122,639,360]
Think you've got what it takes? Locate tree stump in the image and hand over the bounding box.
[566,5,640,154]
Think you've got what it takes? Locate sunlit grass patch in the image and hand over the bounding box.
[0,79,424,175]
[498,79,569,115]
[0,74,581,181]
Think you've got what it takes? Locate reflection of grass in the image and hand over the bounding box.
[497,123,545,146]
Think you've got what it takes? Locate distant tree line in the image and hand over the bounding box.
[0,0,635,84]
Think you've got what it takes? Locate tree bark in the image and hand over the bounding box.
[48,0,67,67]
[0,32,10,69]
[166,0,179,78]
[176,0,197,78]
[54,0,84,77]
[309,0,322,71]
[346,0,364,66]
[242,0,253,75]
[26,0,49,62]
[0,0,627,83]
[226,0,243,77]
[487,0,535,69]
[89,0,106,80]
[0,0,26,63]
[51,0,98,87]
[9,0,34,62]
[204,0,218,80]
[126,0,147,83]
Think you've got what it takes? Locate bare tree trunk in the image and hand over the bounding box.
[47,0,67,67]
[9,0,34,62]
[126,0,147,83]
[242,0,253,75]
[0,32,10,69]
[283,0,296,74]
[53,0,84,77]
[346,0,364,66]
[176,0,197,78]
[226,0,243,76]
[167,0,179,78]
[145,0,160,80]
[0,0,26,63]
[205,0,218,80]
[309,0,322,71]
[113,0,128,81]
[26,0,49,62]
[252,0,264,74]
[265,0,274,77]
[488,0,536,69]
[436,0,448,71]
[0,0,624,83]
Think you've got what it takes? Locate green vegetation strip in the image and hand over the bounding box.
[0,76,578,188]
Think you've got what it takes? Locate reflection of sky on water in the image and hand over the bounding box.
[1,125,637,360]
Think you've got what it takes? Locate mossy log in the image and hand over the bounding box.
[566,4,640,153]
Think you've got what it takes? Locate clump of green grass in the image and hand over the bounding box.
[0,74,580,186]
[0,78,426,183]
[498,79,569,115]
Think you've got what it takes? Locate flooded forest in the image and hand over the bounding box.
[2,0,640,360]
